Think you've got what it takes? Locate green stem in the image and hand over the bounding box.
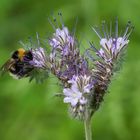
[84,113,92,140]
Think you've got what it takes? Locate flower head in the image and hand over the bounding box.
[88,20,133,110]
[49,27,75,56]
[63,87,87,107]
[63,75,92,106]
[29,47,47,69]
[98,37,129,63]
[92,21,133,65]
[63,75,93,119]
[48,21,90,86]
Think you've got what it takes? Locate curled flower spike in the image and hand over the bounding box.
[88,20,133,110]
[48,16,89,87]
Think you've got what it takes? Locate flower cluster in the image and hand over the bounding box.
[63,75,93,119]
[1,17,133,121]
[48,25,90,87]
[47,20,133,119]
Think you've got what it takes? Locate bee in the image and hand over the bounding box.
[0,48,34,79]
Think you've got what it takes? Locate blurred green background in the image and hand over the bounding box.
[0,0,140,140]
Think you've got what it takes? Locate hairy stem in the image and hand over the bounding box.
[84,109,92,140]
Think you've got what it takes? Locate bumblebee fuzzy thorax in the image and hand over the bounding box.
[17,48,26,61]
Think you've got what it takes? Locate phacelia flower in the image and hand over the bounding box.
[63,87,87,107]
[63,75,92,106]
[63,75,93,119]
[98,37,129,63]
[49,27,75,53]
[1,15,133,124]
[29,47,48,69]
[48,22,89,86]
[89,20,134,110]
[48,18,133,119]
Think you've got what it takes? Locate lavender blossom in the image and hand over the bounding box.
[89,20,133,110]
[63,75,92,106]
[63,75,93,119]
[29,47,48,69]
[63,87,87,107]
[49,23,89,86]
[48,19,133,120]
[98,37,129,63]
[49,26,75,55]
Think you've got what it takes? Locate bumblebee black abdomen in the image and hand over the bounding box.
[9,61,34,78]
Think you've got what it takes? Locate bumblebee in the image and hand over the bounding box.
[1,48,34,79]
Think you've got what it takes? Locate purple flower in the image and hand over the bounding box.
[49,24,89,84]
[97,37,129,63]
[49,27,75,56]
[88,20,133,110]
[92,21,133,65]
[30,47,47,69]
[63,87,87,107]
[63,75,93,107]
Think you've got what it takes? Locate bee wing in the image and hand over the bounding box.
[0,59,15,76]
